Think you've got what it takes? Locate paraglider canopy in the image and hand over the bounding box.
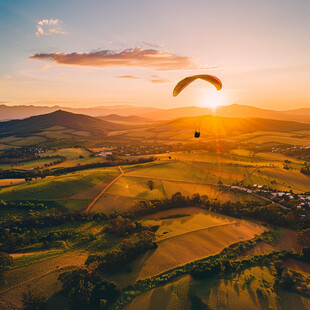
[173,74,222,97]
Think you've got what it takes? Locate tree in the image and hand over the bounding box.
[147,180,154,191]
[22,289,47,310]
[0,252,13,282]
[58,268,119,308]
[298,229,310,247]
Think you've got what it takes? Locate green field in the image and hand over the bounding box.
[244,167,310,193]
[124,161,220,184]
[0,157,61,170]
[0,167,119,202]
[106,176,166,200]
[42,148,91,160]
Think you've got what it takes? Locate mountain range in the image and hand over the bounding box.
[1,110,310,142]
[1,104,310,123]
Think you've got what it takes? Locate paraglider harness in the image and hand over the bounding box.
[194,130,200,138]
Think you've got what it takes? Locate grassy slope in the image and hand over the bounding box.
[104,208,266,288]
[125,266,310,310]
[0,167,119,201]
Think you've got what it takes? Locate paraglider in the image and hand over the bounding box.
[194,130,200,138]
[173,74,222,138]
[173,74,222,97]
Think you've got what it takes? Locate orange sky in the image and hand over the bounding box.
[0,0,309,110]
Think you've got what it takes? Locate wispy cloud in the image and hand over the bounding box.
[117,75,140,79]
[40,65,52,71]
[2,75,12,79]
[149,75,169,83]
[117,74,169,83]
[36,19,67,37]
[29,48,212,70]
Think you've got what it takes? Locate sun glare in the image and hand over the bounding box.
[198,90,227,112]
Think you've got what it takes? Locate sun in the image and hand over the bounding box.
[198,89,227,112]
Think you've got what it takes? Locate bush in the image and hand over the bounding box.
[22,289,47,310]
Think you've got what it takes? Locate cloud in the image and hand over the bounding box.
[29,48,210,70]
[150,78,169,83]
[149,74,169,83]
[117,75,140,79]
[36,19,67,37]
[117,74,169,83]
[2,75,12,79]
[40,65,52,71]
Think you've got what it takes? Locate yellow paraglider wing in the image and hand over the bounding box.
[173,74,222,96]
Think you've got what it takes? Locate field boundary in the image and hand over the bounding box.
[84,166,124,213]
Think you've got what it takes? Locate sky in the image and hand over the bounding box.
[0,0,309,110]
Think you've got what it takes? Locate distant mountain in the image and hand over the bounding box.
[140,104,310,123]
[162,115,310,135]
[283,108,310,116]
[0,110,126,138]
[1,103,310,124]
[0,104,160,121]
[97,114,153,123]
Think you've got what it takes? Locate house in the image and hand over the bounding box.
[97,151,113,157]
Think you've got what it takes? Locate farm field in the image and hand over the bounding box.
[0,157,60,170]
[126,266,310,310]
[42,148,91,160]
[242,229,303,257]
[0,167,119,203]
[243,167,310,193]
[0,136,47,147]
[89,193,138,213]
[0,252,88,309]
[161,180,263,202]
[0,179,25,187]
[124,161,220,184]
[186,161,255,184]
[106,176,166,200]
[243,134,310,146]
[40,147,109,168]
[91,179,263,214]
[105,208,267,287]
[154,151,277,167]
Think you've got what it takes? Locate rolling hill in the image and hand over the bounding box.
[116,114,310,142]
[162,115,310,134]
[141,104,310,122]
[2,103,310,123]
[0,110,126,138]
[1,110,310,145]
[97,114,152,123]
[0,104,160,121]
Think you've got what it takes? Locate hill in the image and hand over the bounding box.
[163,115,310,134]
[2,103,310,123]
[0,104,160,121]
[0,110,126,138]
[141,104,310,122]
[116,114,310,142]
[97,114,152,123]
